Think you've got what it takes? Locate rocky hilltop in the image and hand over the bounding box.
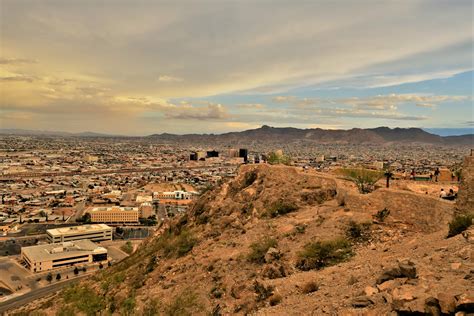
[11,161,473,315]
[148,125,474,146]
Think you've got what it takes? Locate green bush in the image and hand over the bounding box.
[448,213,473,238]
[345,221,371,242]
[164,289,202,316]
[63,285,105,316]
[265,201,298,218]
[143,298,160,316]
[338,168,383,194]
[121,295,136,316]
[120,241,133,255]
[296,238,353,271]
[247,236,277,264]
[267,152,291,165]
[157,229,197,258]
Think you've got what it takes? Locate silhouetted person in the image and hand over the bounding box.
[434,168,440,182]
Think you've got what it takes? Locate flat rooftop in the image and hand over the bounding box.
[22,240,106,262]
[47,224,112,236]
[90,207,138,212]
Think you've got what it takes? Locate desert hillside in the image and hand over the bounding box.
[11,160,473,315]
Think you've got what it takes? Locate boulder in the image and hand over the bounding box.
[264,247,281,263]
[352,296,374,308]
[377,260,417,284]
[364,286,379,296]
[437,292,456,314]
[455,293,474,312]
[398,260,417,279]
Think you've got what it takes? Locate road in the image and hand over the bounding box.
[69,201,86,222]
[0,274,89,314]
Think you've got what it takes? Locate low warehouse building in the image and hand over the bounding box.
[21,240,107,273]
[47,224,113,243]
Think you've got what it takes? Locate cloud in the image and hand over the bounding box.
[1,1,472,133]
[236,103,266,109]
[158,75,183,83]
[0,75,38,82]
[416,103,436,108]
[0,58,37,65]
[272,94,469,111]
[165,103,229,120]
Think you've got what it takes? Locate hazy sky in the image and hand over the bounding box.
[1,0,473,135]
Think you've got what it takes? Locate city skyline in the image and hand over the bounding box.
[1,0,473,135]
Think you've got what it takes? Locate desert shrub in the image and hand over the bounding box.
[338,168,383,194]
[143,298,160,316]
[210,286,224,298]
[121,295,136,316]
[301,281,319,294]
[296,238,353,271]
[301,189,336,205]
[374,208,390,222]
[56,305,77,316]
[294,224,306,234]
[345,221,371,242]
[243,170,258,187]
[120,241,133,254]
[265,201,298,218]
[247,237,278,264]
[267,152,291,165]
[164,289,202,316]
[253,280,274,302]
[447,213,473,238]
[63,285,105,316]
[146,255,158,273]
[158,228,197,258]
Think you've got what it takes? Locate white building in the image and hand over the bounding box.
[21,240,107,273]
[154,190,198,200]
[47,224,113,243]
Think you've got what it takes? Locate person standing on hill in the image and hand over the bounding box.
[434,168,440,182]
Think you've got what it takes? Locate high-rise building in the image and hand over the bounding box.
[206,150,219,158]
[239,148,248,162]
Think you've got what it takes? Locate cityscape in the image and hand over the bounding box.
[0,0,473,315]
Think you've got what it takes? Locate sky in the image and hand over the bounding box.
[0,0,473,136]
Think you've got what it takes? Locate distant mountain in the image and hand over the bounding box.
[424,128,474,137]
[148,125,474,145]
[0,129,115,137]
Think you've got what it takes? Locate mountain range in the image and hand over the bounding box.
[1,126,473,145]
[148,125,473,145]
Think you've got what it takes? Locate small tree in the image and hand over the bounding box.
[267,152,291,165]
[56,273,61,281]
[82,267,87,273]
[73,267,79,275]
[99,263,103,269]
[46,273,53,283]
[339,168,384,193]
